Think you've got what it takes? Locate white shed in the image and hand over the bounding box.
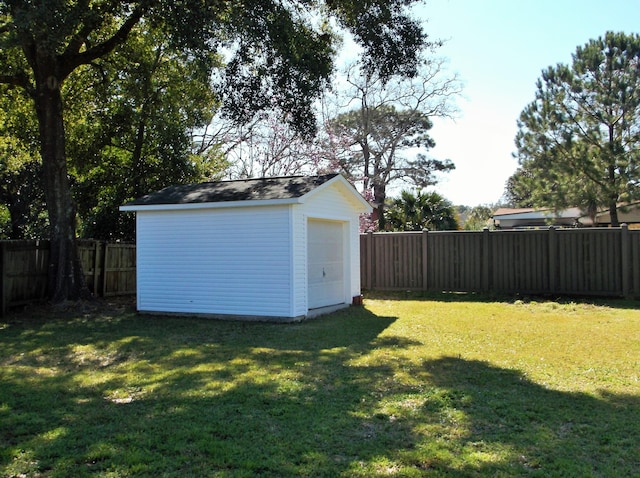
[119,173,372,321]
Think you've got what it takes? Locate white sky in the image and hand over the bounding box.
[409,0,640,206]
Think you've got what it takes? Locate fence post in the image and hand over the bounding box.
[101,243,109,297]
[621,224,630,298]
[548,226,557,293]
[0,242,6,317]
[92,241,101,296]
[422,229,429,291]
[482,227,491,292]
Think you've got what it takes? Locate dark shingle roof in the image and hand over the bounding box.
[125,173,340,206]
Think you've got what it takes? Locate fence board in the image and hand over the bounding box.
[360,226,640,299]
[1,240,135,315]
[1,241,50,312]
[103,244,136,297]
[632,232,640,297]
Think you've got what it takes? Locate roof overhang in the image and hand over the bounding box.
[119,174,373,213]
[119,197,300,212]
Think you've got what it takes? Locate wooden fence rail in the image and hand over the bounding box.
[1,240,136,315]
[361,226,640,298]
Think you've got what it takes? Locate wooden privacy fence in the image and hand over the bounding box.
[361,226,640,298]
[1,240,136,315]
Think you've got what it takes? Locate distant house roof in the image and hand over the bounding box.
[492,207,582,228]
[492,207,538,217]
[120,173,372,212]
[582,201,640,226]
[493,203,640,228]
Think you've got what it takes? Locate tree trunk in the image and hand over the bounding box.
[34,70,87,302]
[605,123,620,227]
[372,179,387,230]
[609,200,620,228]
[7,198,29,239]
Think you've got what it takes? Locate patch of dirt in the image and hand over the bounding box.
[4,295,137,321]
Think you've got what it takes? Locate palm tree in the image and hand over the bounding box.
[385,190,458,231]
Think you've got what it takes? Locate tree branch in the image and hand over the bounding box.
[60,5,145,78]
[0,21,13,34]
[0,72,33,93]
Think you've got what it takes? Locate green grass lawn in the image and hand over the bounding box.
[1,293,639,477]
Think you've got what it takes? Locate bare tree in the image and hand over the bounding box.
[328,56,462,228]
[223,111,326,179]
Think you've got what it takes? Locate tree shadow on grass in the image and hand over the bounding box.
[0,305,421,476]
[417,356,640,476]
[1,304,638,476]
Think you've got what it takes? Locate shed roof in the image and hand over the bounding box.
[125,173,339,206]
[120,173,372,212]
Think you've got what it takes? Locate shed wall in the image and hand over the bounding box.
[290,206,307,316]
[136,206,293,317]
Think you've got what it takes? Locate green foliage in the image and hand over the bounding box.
[462,204,494,230]
[0,205,9,238]
[385,190,458,231]
[0,25,228,241]
[1,295,638,476]
[217,0,429,136]
[65,27,227,240]
[333,104,448,185]
[0,86,48,239]
[512,31,640,225]
[502,169,535,208]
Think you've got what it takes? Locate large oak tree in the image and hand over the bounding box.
[0,0,427,301]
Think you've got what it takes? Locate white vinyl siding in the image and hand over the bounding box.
[136,206,292,317]
[290,205,308,317]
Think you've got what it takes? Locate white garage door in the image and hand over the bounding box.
[308,220,345,309]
